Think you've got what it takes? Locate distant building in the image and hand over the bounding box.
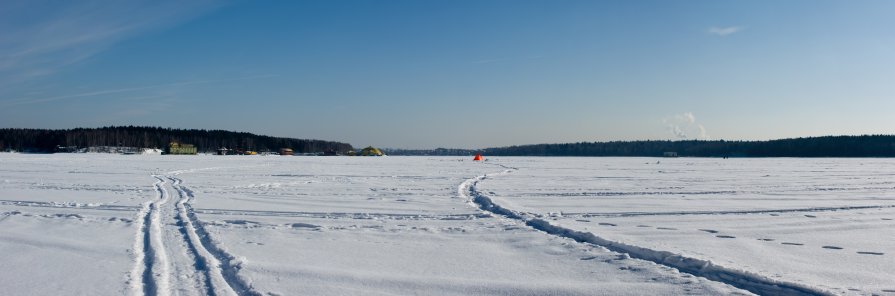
[663,152,679,158]
[167,142,197,155]
[141,148,163,155]
[279,148,293,156]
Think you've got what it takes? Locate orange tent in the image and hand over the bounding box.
[473,154,483,161]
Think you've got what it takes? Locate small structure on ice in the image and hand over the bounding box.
[166,142,197,155]
[359,146,384,156]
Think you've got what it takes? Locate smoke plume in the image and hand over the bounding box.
[664,112,709,140]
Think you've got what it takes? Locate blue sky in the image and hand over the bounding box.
[2,0,894,148]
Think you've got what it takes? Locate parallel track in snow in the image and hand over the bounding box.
[169,176,260,296]
[130,174,259,296]
[130,176,170,296]
[459,165,834,296]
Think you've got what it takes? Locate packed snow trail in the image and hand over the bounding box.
[130,176,171,296]
[169,176,260,296]
[459,165,834,296]
[130,174,260,296]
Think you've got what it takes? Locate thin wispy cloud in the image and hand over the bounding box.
[707,26,745,37]
[471,55,543,65]
[0,74,279,107]
[472,58,513,65]
[0,0,221,84]
[91,95,179,123]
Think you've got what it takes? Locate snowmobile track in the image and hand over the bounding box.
[130,174,261,296]
[168,176,261,296]
[130,176,170,296]
[459,165,835,296]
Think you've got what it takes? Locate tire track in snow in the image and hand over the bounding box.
[167,177,216,296]
[150,176,173,296]
[129,192,153,296]
[168,176,261,296]
[130,176,171,296]
[459,166,834,296]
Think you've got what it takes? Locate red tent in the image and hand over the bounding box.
[473,154,483,161]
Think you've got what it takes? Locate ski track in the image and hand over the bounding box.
[459,164,835,296]
[129,173,260,296]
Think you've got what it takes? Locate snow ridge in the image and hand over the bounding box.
[460,166,834,296]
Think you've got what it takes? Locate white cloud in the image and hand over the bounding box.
[707,26,744,37]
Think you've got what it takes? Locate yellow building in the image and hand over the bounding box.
[167,142,197,155]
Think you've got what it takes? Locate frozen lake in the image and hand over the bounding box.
[0,154,892,295]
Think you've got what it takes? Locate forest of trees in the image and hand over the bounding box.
[3,127,894,157]
[385,135,895,157]
[0,126,353,154]
[479,135,895,157]
[382,148,477,156]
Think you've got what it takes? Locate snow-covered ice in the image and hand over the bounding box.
[1,154,892,295]
[477,157,895,295]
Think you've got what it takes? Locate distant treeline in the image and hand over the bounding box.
[388,135,895,157]
[382,148,475,156]
[482,136,895,157]
[0,126,353,153]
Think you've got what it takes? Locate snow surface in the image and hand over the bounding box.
[478,157,895,295]
[0,154,891,295]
